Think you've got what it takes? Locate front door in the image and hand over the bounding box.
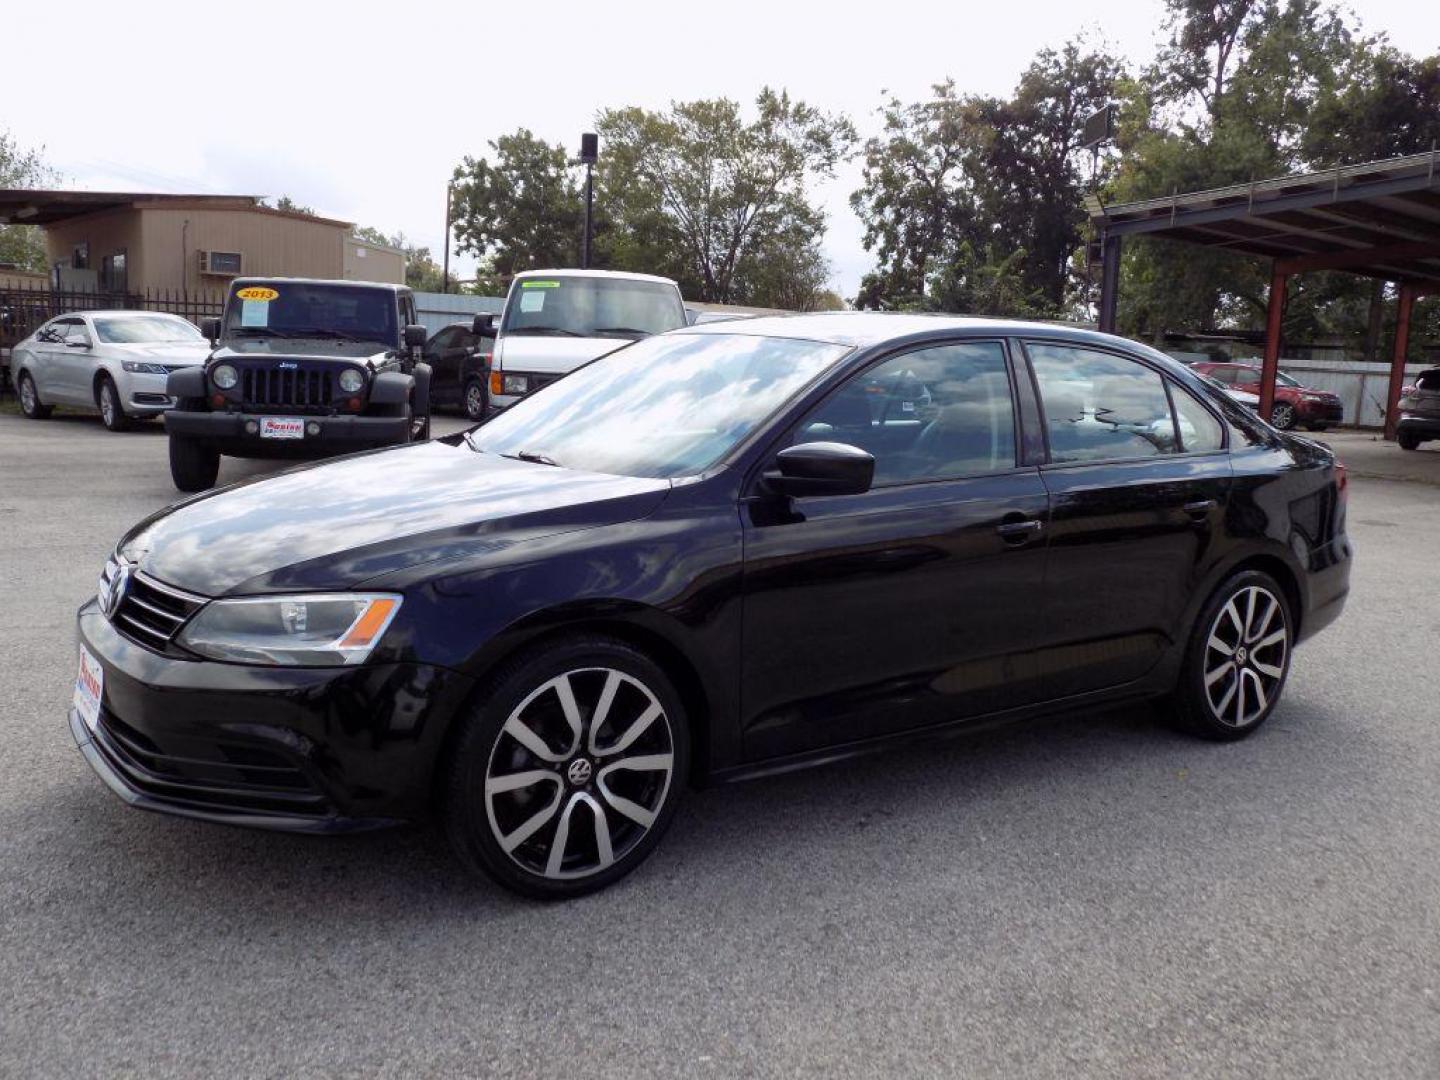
[740,339,1051,760]
[51,318,94,404]
[1023,342,1233,698]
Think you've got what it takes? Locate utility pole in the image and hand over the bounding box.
[579,132,598,269]
[442,182,452,293]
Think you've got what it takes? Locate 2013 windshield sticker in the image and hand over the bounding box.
[521,281,560,289]
[236,286,279,302]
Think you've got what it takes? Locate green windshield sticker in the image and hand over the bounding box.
[239,300,269,328]
[521,280,561,288]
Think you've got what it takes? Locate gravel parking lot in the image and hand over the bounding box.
[3,410,1439,1078]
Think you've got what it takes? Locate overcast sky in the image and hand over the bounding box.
[8,0,1438,298]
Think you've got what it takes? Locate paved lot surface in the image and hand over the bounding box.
[2,411,1439,1079]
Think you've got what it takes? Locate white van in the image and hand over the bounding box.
[481,269,688,414]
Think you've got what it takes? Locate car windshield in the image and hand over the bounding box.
[1275,370,1302,387]
[471,333,849,478]
[223,283,397,345]
[93,316,204,344]
[502,277,686,339]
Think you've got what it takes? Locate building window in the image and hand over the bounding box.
[101,251,128,294]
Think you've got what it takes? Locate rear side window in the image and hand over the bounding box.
[1170,385,1225,452]
[1028,344,1178,463]
[1418,372,1440,392]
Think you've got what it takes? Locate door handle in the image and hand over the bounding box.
[1183,499,1217,519]
[996,519,1043,542]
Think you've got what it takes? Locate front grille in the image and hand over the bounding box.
[100,557,206,653]
[240,364,337,412]
[90,710,330,818]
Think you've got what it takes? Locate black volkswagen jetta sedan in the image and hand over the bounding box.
[71,314,1351,898]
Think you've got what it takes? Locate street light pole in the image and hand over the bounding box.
[579,132,598,270]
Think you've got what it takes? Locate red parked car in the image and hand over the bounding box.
[1190,362,1344,431]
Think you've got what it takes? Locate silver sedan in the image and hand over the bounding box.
[13,311,211,431]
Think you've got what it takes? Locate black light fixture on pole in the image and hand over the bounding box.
[579,132,598,269]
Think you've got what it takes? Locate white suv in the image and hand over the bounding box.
[483,269,688,414]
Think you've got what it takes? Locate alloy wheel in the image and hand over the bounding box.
[1270,403,1295,430]
[100,383,116,426]
[20,376,37,414]
[465,381,485,419]
[1202,584,1289,728]
[484,667,675,881]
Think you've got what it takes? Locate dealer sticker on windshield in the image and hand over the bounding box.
[74,645,103,733]
[520,280,561,288]
[259,417,305,439]
[236,287,279,302]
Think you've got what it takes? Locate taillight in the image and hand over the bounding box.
[1335,460,1348,503]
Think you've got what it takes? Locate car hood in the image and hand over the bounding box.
[109,342,212,365]
[118,441,671,595]
[495,334,633,374]
[213,338,395,366]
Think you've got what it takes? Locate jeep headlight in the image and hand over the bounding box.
[212,364,239,390]
[338,368,365,393]
[176,593,401,666]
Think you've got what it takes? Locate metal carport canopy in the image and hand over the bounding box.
[1089,151,1440,439]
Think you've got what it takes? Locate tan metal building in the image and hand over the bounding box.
[0,191,404,294]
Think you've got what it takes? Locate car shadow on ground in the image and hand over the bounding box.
[25,697,1361,925]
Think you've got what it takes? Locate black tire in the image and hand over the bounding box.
[463,376,487,421]
[17,372,53,419]
[1168,569,1294,741]
[96,375,131,432]
[168,435,221,492]
[445,635,690,899]
[1269,402,1296,430]
[1398,432,1420,451]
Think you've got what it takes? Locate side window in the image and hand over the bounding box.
[1029,344,1179,463]
[35,320,61,343]
[794,341,1016,485]
[64,321,92,346]
[1170,384,1225,452]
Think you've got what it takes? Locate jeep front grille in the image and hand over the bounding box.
[240,365,337,411]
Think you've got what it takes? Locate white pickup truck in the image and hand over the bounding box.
[476,269,688,416]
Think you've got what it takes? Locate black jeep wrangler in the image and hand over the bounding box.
[164,278,432,491]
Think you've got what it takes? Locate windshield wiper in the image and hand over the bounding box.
[591,326,651,337]
[508,326,582,337]
[462,430,483,453]
[500,450,562,467]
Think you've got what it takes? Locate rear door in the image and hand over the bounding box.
[1023,341,1233,698]
[740,339,1052,759]
[425,327,462,405]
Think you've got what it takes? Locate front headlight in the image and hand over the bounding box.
[503,374,529,395]
[338,368,365,393]
[122,361,170,375]
[212,364,239,390]
[176,593,401,666]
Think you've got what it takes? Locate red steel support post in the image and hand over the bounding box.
[1259,268,1288,422]
[1384,283,1417,442]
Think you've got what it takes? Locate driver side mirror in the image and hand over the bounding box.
[403,323,427,348]
[201,316,221,343]
[764,442,874,498]
[472,312,495,335]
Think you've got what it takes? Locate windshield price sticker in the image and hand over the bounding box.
[236,287,279,302]
[519,290,547,313]
[239,301,269,328]
[521,281,561,289]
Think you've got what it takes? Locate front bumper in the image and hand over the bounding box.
[164,409,410,456]
[116,370,177,415]
[1396,413,1440,440]
[1295,398,1344,423]
[71,601,476,831]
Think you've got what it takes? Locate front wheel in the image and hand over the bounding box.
[18,372,53,419]
[97,375,130,432]
[1269,402,1296,430]
[463,376,487,421]
[168,436,220,492]
[1170,570,1293,740]
[445,637,689,899]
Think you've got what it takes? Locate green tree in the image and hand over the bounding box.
[352,226,448,292]
[597,89,856,303]
[267,194,315,215]
[449,130,584,280]
[0,129,58,272]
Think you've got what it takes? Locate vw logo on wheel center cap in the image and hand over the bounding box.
[1236,646,1249,665]
[566,758,593,786]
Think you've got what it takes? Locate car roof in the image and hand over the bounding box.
[676,311,1162,353]
[511,268,679,286]
[228,276,410,293]
[51,310,190,320]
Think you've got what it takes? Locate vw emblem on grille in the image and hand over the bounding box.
[100,562,131,617]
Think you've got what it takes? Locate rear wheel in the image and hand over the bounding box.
[97,375,130,432]
[18,372,53,419]
[168,435,220,492]
[445,636,689,899]
[1170,570,1293,740]
[1398,432,1420,451]
[464,377,487,421]
[1269,402,1296,430]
